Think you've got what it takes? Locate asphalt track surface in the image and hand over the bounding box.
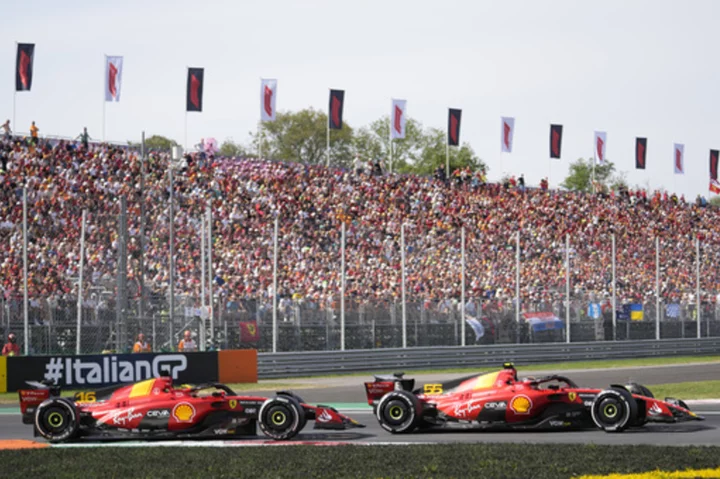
[2,363,719,446]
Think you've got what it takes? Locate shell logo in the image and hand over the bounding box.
[510,395,532,414]
[172,402,196,423]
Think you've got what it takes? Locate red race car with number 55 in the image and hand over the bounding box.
[18,374,363,443]
[364,363,703,434]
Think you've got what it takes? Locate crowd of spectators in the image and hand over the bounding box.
[1,132,719,325]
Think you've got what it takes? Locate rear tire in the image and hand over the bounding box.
[591,388,637,432]
[258,395,304,440]
[376,390,422,434]
[34,398,79,443]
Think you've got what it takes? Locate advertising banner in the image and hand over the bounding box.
[6,352,219,392]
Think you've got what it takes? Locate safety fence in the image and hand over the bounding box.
[257,337,720,378]
[2,163,720,355]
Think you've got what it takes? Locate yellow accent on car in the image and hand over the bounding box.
[128,379,155,398]
[574,467,720,479]
[472,372,501,390]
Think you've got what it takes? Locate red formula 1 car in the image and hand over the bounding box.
[364,363,703,434]
[19,375,363,443]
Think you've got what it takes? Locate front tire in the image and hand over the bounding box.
[591,388,637,432]
[376,390,422,434]
[258,395,304,440]
[35,398,79,443]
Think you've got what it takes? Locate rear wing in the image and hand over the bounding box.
[18,381,60,425]
[364,373,414,406]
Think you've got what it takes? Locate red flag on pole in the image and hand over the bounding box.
[501,117,515,153]
[105,56,123,102]
[550,124,563,159]
[391,99,406,139]
[594,131,607,163]
[260,79,277,122]
[674,143,684,175]
[636,138,647,169]
[448,109,462,146]
[15,43,35,92]
[186,68,204,112]
[328,89,345,129]
[710,149,718,181]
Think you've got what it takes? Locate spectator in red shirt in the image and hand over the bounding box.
[2,333,21,356]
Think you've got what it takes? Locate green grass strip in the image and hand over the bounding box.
[3,444,720,479]
[650,381,720,400]
[272,354,720,379]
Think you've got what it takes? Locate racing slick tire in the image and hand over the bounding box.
[376,390,422,434]
[34,397,80,443]
[591,388,638,432]
[258,395,304,440]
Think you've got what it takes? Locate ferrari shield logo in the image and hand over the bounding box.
[229,400,237,409]
[568,392,577,402]
[247,324,256,336]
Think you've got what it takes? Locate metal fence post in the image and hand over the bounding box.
[23,187,29,356]
[139,132,146,322]
[168,164,175,349]
[656,236,660,341]
[515,230,520,327]
[461,227,466,347]
[117,196,127,352]
[272,214,279,353]
[696,236,701,339]
[401,223,407,349]
[201,216,206,314]
[76,210,86,355]
[612,233,616,341]
[341,222,346,351]
[206,205,214,345]
[565,233,570,343]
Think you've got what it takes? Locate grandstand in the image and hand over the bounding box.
[1,133,719,355]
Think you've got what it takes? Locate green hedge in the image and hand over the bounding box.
[3,444,720,479]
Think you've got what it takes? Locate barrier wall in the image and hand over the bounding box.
[4,349,257,392]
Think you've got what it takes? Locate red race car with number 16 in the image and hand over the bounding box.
[19,374,363,443]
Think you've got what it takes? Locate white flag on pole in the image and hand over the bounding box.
[594,131,607,163]
[104,56,123,102]
[260,79,277,122]
[391,99,407,139]
[674,143,685,174]
[501,116,515,153]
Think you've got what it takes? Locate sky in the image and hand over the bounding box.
[1,0,719,198]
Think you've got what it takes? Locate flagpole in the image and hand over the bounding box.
[13,42,17,132]
[389,129,393,175]
[445,141,450,179]
[184,66,188,151]
[258,121,263,160]
[326,113,330,168]
[102,55,106,143]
